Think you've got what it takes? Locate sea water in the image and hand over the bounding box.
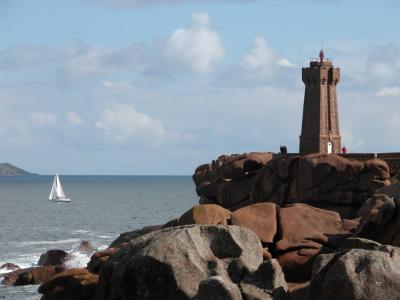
[0,175,196,299]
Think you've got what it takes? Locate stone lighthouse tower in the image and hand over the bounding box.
[299,50,341,154]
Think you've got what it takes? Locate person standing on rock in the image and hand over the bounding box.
[280,145,287,156]
[342,145,347,154]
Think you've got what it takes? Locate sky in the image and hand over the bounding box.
[0,0,399,175]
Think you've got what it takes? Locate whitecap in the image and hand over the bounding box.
[71,229,91,235]
[7,238,80,247]
[64,251,92,269]
[97,244,108,251]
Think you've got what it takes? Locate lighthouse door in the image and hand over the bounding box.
[327,141,333,154]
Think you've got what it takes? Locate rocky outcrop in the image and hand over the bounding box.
[1,266,62,286]
[194,153,391,216]
[250,154,391,211]
[4,151,400,299]
[38,250,68,267]
[193,152,274,209]
[94,225,287,300]
[177,204,231,226]
[355,194,400,246]
[2,240,96,287]
[275,203,357,282]
[39,268,98,300]
[231,203,277,244]
[195,276,243,300]
[109,224,164,248]
[87,246,126,275]
[0,263,20,271]
[305,238,400,300]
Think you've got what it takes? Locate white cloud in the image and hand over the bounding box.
[165,12,225,74]
[31,112,57,127]
[376,86,400,97]
[242,37,293,70]
[96,103,165,147]
[62,44,111,77]
[58,40,147,80]
[102,80,136,94]
[66,111,84,125]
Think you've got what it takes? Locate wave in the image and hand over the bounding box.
[0,239,110,278]
[5,238,81,247]
[71,229,112,240]
[64,251,91,269]
[71,230,91,234]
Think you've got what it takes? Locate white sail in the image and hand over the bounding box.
[49,174,70,202]
[55,174,66,198]
[49,175,58,200]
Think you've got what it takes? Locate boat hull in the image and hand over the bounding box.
[49,198,71,202]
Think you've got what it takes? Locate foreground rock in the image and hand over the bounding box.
[109,225,164,248]
[38,250,68,267]
[305,238,400,300]
[0,263,20,271]
[39,268,98,300]
[275,203,357,282]
[177,204,231,226]
[94,225,287,300]
[231,203,277,244]
[355,192,400,246]
[1,266,62,286]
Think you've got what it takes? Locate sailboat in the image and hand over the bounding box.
[49,174,71,202]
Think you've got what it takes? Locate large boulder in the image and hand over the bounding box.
[193,164,214,186]
[193,152,274,208]
[212,152,274,181]
[275,203,357,282]
[355,194,400,246]
[92,225,163,274]
[1,266,62,286]
[194,276,243,300]
[305,238,400,300]
[109,224,164,248]
[376,182,400,199]
[238,259,288,300]
[177,204,231,226]
[231,203,278,244]
[38,250,68,267]
[276,204,353,252]
[0,263,20,271]
[39,268,98,300]
[250,156,299,206]
[216,177,253,209]
[294,155,390,206]
[88,246,127,275]
[94,225,266,300]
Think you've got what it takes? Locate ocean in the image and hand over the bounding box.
[0,175,196,299]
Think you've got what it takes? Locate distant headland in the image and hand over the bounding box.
[0,163,34,176]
